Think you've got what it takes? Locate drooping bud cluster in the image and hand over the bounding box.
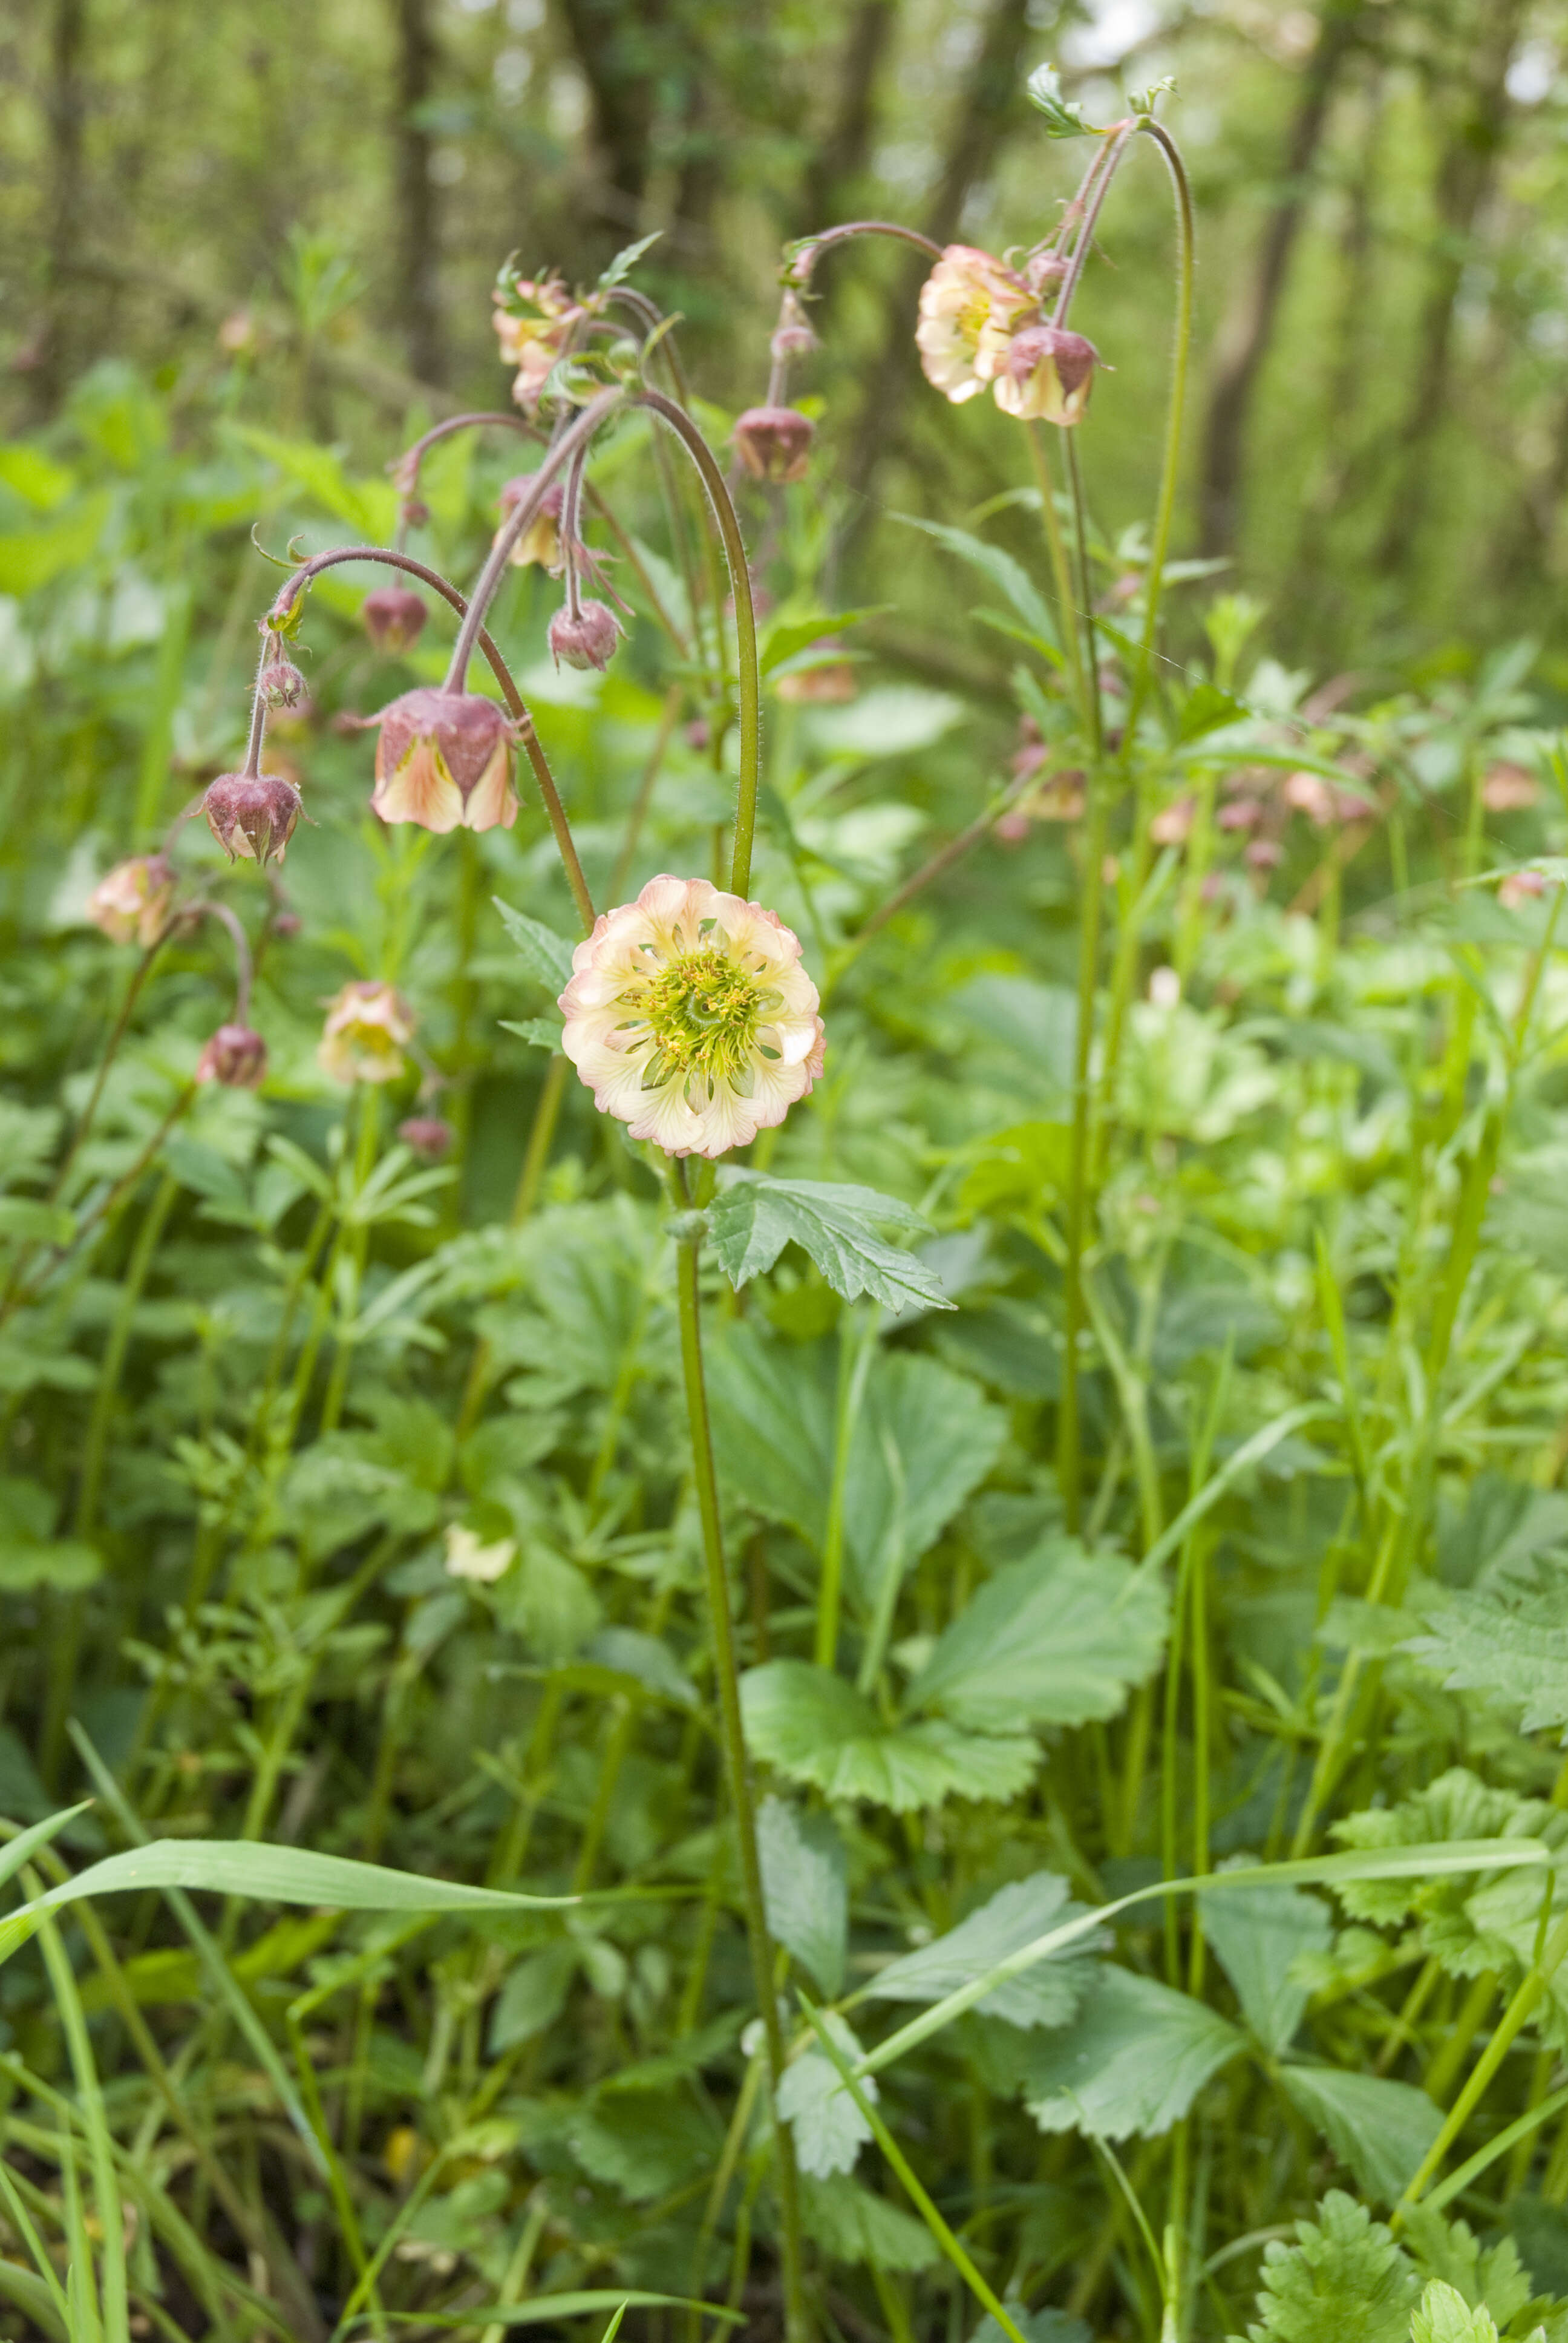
[88,854,175,948]
[492,270,589,416]
[547,600,622,673]
[197,1023,269,1089]
[362,585,429,655]
[769,289,818,365]
[915,244,1100,426]
[200,772,303,867]
[370,687,518,833]
[496,474,566,571]
[259,647,309,709]
[318,981,417,1086]
[733,405,815,485]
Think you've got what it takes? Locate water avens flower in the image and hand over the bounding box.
[88,854,175,947]
[362,585,428,654]
[371,687,518,833]
[197,1023,268,1089]
[733,405,814,483]
[916,245,1034,404]
[547,600,621,673]
[559,874,825,1158]
[497,474,565,569]
[319,981,416,1085]
[493,272,583,415]
[200,773,302,866]
[990,322,1099,425]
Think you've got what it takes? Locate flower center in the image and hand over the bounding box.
[641,946,762,1082]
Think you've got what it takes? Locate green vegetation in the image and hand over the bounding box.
[4,14,1568,2343]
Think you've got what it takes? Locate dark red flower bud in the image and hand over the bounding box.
[362,585,428,654]
[371,687,517,833]
[547,599,622,673]
[260,655,308,709]
[400,499,430,528]
[200,772,302,867]
[769,291,819,364]
[1246,839,1283,871]
[733,405,814,485]
[271,908,303,939]
[398,1115,454,1161]
[993,323,1099,425]
[1217,798,1263,833]
[196,1023,268,1089]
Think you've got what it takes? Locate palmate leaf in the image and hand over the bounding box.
[740,1661,1038,1812]
[1019,1966,1243,2138]
[1277,2068,1442,2204]
[1407,1558,1568,1741]
[907,1541,1169,1731]
[707,1172,953,1312]
[0,1838,575,1964]
[864,1872,1103,2030]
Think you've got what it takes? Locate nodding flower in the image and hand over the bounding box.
[362,585,429,654]
[497,474,567,570]
[989,323,1099,425]
[916,245,1101,427]
[197,1023,268,1089]
[370,688,519,834]
[87,854,176,948]
[492,270,586,416]
[558,874,825,1159]
[547,599,622,674]
[318,980,417,1086]
[733,405,815,484]
[199,773,303,867]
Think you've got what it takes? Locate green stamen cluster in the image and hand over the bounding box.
[641,946,760,1082]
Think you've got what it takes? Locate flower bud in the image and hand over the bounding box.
[1246,839,1283,871]
[1483,762,1538,813]
[200,772,302,867]
[362,585,428,655]
[271,907,303,939]
[1500,868,1553,908]
[400,498,430,528]
[497,475,565,570]
[995,810,1031,845]
[1282,771,1338,827]
[733,405,814,484]
[1025,251,1069,295]
[547,599,622,673]
[398,1115,454,1161]
[990,323,1099,425]
[1149,797,1194,846]
[769,292,819,364]
[1217,798,1263,833]
[197,1023,268,1089]
[319,980,417,1086]
[371,687,518,833]
[260,655,308,710]
[88,854,175,948]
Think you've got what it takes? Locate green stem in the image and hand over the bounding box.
[1124,120,1196,748]
[671,1182,807,2343]
[1026,423,1086,719]
[454,1051,570,1444]
[815,1308,875,1670]
[635,390,762,897]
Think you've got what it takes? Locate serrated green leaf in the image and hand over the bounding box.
[908,1541,1168,1732]
[1410,2281,1499,2343]
[597,229,662,290]
[1201,1869,1333,2053]
[778,2010,875,2177]
[1278,2066,1442,2204]
[891,514,1057,646]
[797,2175,941,2272]
[1241,2192,1419,2343]
[865,1872,1102,2029]
[492,899,577,992]
[500,1017,565,1050]
[1025,61,1091,135]
[708,1172,951,1312]
[740,1661,1038,1812]
[1407,1560,1568,1742]
[758,1795,847,1996]
[1020,1965,1243,2137]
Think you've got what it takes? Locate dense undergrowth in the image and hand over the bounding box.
[4,90,1568,2343]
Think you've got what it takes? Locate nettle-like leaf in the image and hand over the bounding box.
[1240,2193,1420,2343]
[1407,1558,1568,1742]
[1025,61,1091,136]
[907,1541,1169,1732]
[494,898,577,993]
[568,2091,720,2201]
[797,2175,941,2272]
[757,1795,848,1997]
[1410,2284,1498,2343]
[864,1872,1104,2030]
[1278,2068,1442,2204]
[707,1172,952,1313]
[777,2011,875,2178]
[1401,2207,1534,2333]
[740,1661,1038,1812]
[1201,1869,1333,2054]
[708,1331,1004,1611]
[1021,1966,1242,2138]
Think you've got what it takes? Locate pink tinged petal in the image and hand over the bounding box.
[629,1075,705,1155]
[373,741,465,832]
[460,741,518,831]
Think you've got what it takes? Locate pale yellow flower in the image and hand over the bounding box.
[318,980,417,1085]
[87,855,175,948]
[559,874,825,1159]
[915,246,1035,405]
[444,1524,517,1583]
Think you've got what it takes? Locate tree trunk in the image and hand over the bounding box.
[1198,0,1359,557]
[389,0,443,386]
[797,0,899,238]
[33,0,89,411]
[555,0,665,258]
[844,0,1034,499]
[1373,0,1524,573]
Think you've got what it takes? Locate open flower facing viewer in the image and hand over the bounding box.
[558,874,825,1159]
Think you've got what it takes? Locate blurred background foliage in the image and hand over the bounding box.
[4,0,1567,672]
